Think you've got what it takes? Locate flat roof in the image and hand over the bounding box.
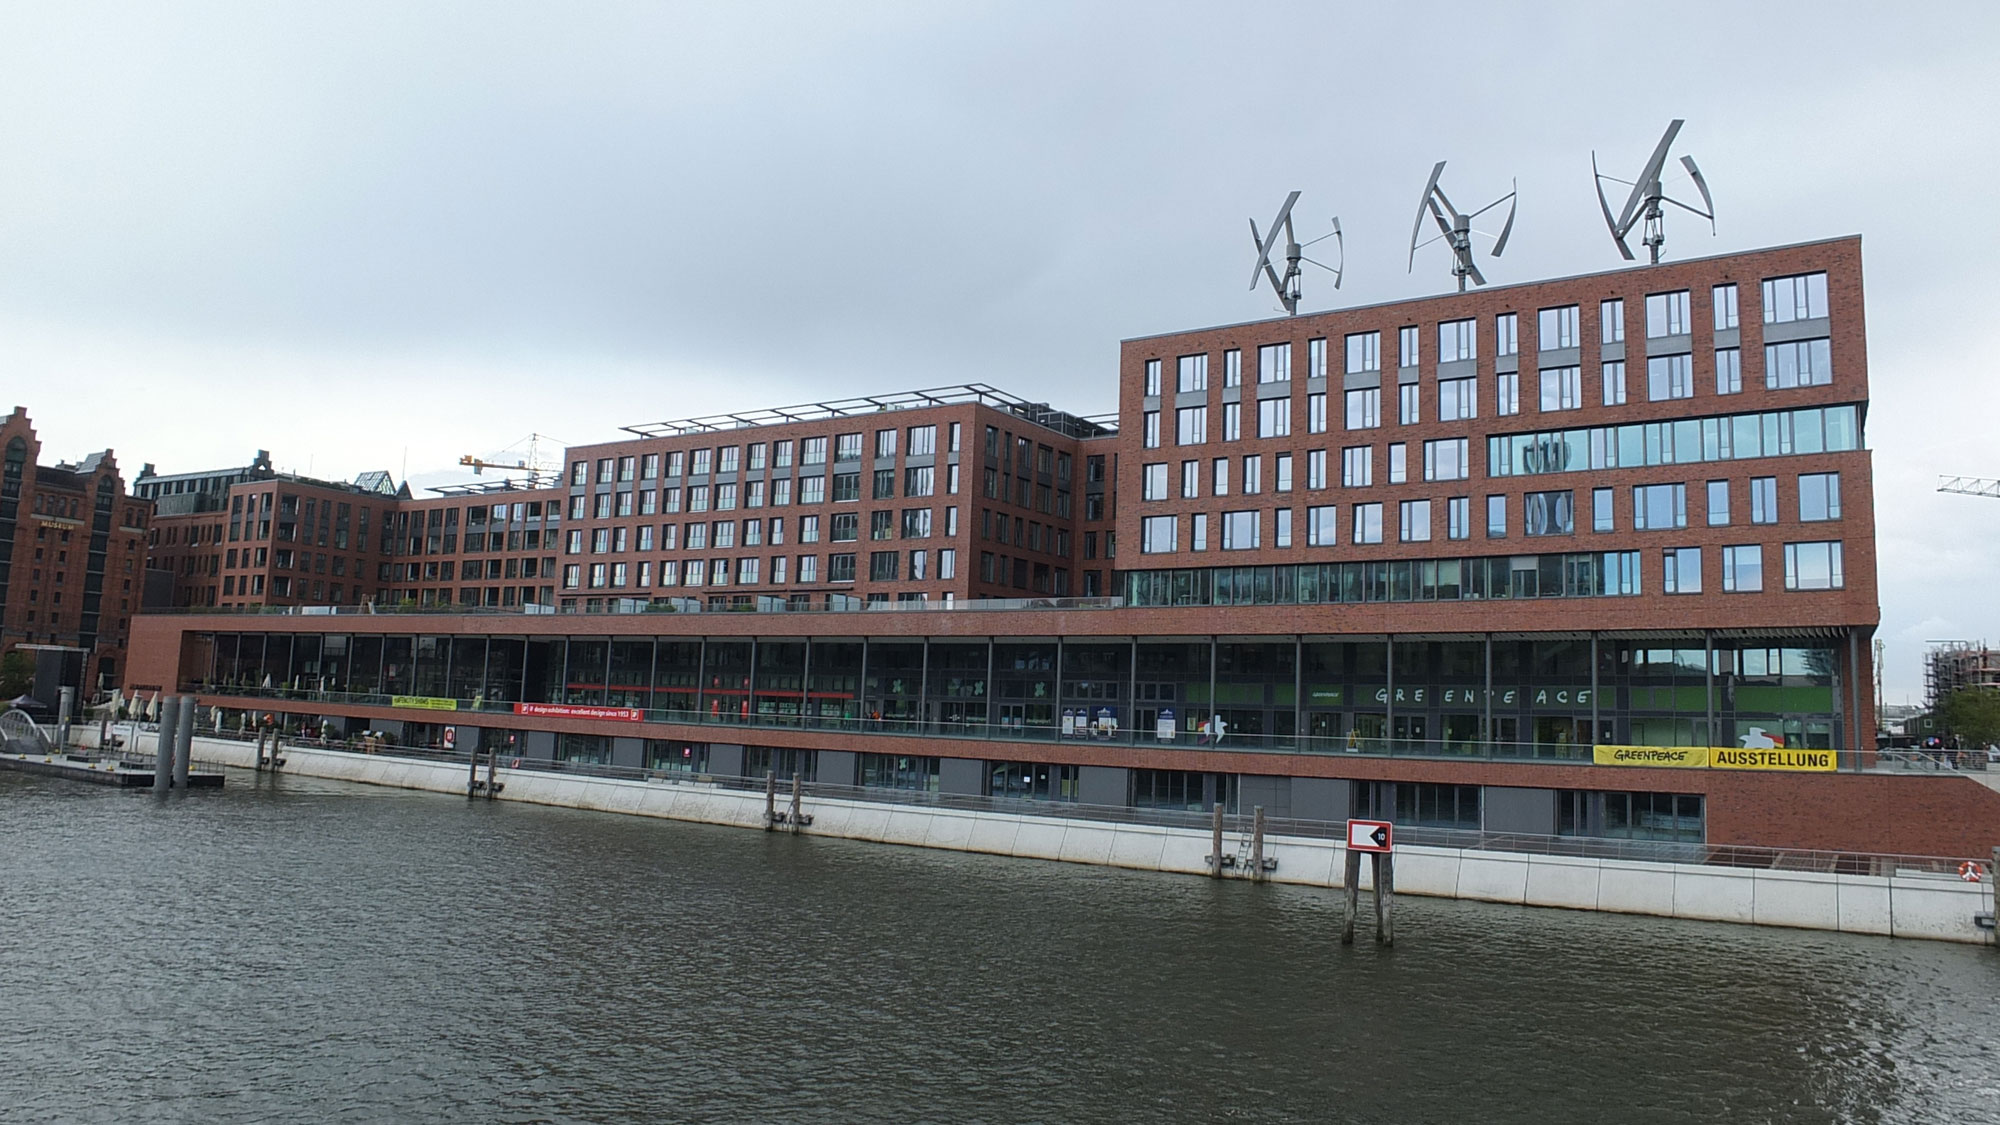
[619,383,1117,441]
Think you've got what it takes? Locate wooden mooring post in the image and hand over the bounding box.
[1341,819,1396,945]
[486,744,500,800]
[1341,849,1362,944]
[465,742,480,798]
[1209,804,1224,877]
[789,773,803,834]
[1373,852,1395,946]
[764,770,777,830]
[1250,805,1267,882]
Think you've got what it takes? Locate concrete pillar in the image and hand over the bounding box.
[154,696,179,791]
[173,694,195,788]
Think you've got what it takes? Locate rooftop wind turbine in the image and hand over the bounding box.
[1592,118,1716,264]
[1407,162,1517,292]
[1249,191,1343,315]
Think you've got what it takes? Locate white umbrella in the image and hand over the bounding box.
[145,693,159,723]
[261,673,274,690]
[211,706,222,729]
[107,688,125,717]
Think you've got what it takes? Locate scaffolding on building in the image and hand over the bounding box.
[1925,641,2000,709]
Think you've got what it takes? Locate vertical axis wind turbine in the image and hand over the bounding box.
[1407,162,1517,292]
[1249,191,1343,315]
[1592,119,1716,264]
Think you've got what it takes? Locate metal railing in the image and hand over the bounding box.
[178,682,1869,771]
[165,595,1127,618]
[1874,748,1993,773]
[164,731,1987,875]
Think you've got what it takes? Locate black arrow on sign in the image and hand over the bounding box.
[1369,826,1390,848]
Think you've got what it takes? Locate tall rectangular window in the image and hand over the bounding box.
[1713,283,1740,331]
[1177,353,1208,392]
[1784,541,1845,590]
[1351,503,1383,544]
[1144,359,1163,397]
[1345,388,1381,430]
[1191,513,1208,551]
[1242,454,1263,495]
[1601,298,1625,344]
[1539,366,1582,412]
[1439,377,1476,421]
[1496,312,1519,357]
[1762,273,1829,323]
[1181,460,1200,499]
[1141,516,1177,554]
[1259,397,1291,438]
[1307,392,1327,434]
[1307,504,1337,546]
[1647,354,1693,401]
[1341,446,1371,488]
[1387,443,1407,484]
[1399,382,1420,425]
[1274,507,1293,548]
[1750,477,1778,524]
[1646,290,1691,337]
[1662,547,1702,594]
[1275,453,1294,492]
[1177,406,1207,445]
[1765,339,1833,389]
[1143,411,1160,448]
[1399,326,1421,367]
[1447,496,1469,540]
[1307,449,1326,490]
[1593,487,1614,532]
[1258,343,1292,383]
[1798,473,1842,521]
[1224,348,1242,387]
[1347,332,1381,373]
[1142,463,1169,501]
[1538,305,1580,350]
[1707,481,1730,526]
[1221,510,1259,550]
[1308,338,1327,380]
[1212,458,1230,496]
[1633,483,1688,530]
[1496,371,1520,416]
[1398,499,1431,542]
[1715,348,1742,394]
[1602,361,1627,406]
[1721,544,1762,592]
[1223,402,1242,441]
[907,426,936,456]
[1423,437,1469,481]
[1486,494,1507,538]
[1438,319,1476,362]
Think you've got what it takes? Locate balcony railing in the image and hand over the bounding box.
[162,595,1127,617]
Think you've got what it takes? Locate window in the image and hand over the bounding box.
[1143,411,1161,449]
[1177,354,1208,392]
[1306,449,1327,490]
[1275,453,1294,492]
[1662,547,1702,594]
[1750,477,1778,525]
[1258,343,1291,383]
[1647,354,1693,401]
[802,437,827,465]
[1144,358,1163,397]
[1439,319,1476,362]
[1341,446,1371,488]
[1222,402,1241,442]
[1784,541,1845,590]
[1399,382,1420,425]
[1496,312,1519,357]
[1496,371,1520,416]
[1721,545,1763,592]
[1439,377,1476,422]
[1423,437,1469,481]
[869,551,899,581]
[1399,499,1431,542]
[905,466,934,497]
[1538,305,1580,350]
[1602,361,1627,406]
[1213,457,1230,496]
[1714,283,1739,331]
[829,553,857,583]
[737,557,760,585]
[1224,348,1242,387]
[715,483,738,510]
[1523,490,1574,536]
[901,509,933,538]
[1243,454,1262,494]
[1176,406,1207,445]
[1143,463,1169,501]
[797,555,819,583]
[1348,331,1381,373]
[1762,272,1829,323]
[1307,392,1327,434]
[1601,299,1625,344]
[1344,387,1381,430]
[835,433,862,462]
[831,513,858,542]
[713,521,736,549]
[1633,483,1688,530]
[688,486,711,513]
[1715,348,1742,394]
[939,549,956,579]
[1765,339,1833,389]
[717,446,739,473]
[690,449,713,476]
[1141,515,1177,554]
[1645,290,1691,337]
[799,476,825,505]
[1539,366,1582,412]
[908,549,928,581]
[1259,398,1291,438]
[1798,473,1842,521]
[1307,505,1337,546]
[1221,510,1259,550]
[1181,460,1200,499]
[1352,502,1383,544]
[908,426,936,456]
[1387,443,1407,484]
[1275,507,1294,548]
[1486,494,1507,537]
[833,473,862,503]
[1447,496,1469,540]
[1191,513,1208,551]
[1707,481,1730,526]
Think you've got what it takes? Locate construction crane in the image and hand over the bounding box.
[1939,475,2000,498]
[459,433,564,489]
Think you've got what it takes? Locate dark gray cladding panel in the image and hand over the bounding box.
[611,737,644,769]
[525,729,556,760]
[708,743,745,777]
[1292,777,1349,824]
[939,755,984,795]
[1078,765,1128,808]
[1483,785,1557,836]
[1235,773,1292,819]
[818,749,858,787]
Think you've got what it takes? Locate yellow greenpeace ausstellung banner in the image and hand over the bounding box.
[1592,744,1837,771]
[391,695,458,712]
[1593,745,1709,768]
[1709,746,1837,772]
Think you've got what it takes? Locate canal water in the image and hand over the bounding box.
[4,770,1998,1124]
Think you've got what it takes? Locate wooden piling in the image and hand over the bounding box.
[486,745,498,800]
[1374,852,1395,946]
[466,740,480,798]
[1340,848,1361,945]
[1250,805,1267,882]
[789,773,803,834]
[764,770,777,830]
[1209,804,1224,877]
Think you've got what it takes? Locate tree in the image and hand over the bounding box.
[1938,688,2000,746]
[0,650,31,699]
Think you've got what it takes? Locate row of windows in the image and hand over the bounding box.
[569,425,963,485]
[1141,273,1829,395]
[1140,337,1833,448]
[562,508,966,555]
[568,465,961,519]
[562,549,963,590]
[1489,404,1859,478]
[1137,473,1843,553]
[1143,441,1473,502]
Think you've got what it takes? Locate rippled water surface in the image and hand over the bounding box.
[5,769,2000,1124]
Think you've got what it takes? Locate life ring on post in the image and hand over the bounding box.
[511,758,522,769]
[1959,861,1983,883]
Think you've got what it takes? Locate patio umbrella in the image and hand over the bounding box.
[261,673,274,690]
[145,693,159,723]
[211,706,222,729]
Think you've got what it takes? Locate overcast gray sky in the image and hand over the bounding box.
[2,2,1995,700]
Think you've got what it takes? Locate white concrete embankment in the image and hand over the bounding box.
[108,730,1994,944]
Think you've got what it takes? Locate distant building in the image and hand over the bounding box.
[1926,643,2000,709]
[0,406,152,694]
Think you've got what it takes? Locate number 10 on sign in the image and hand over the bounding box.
[1347,819,1393,853]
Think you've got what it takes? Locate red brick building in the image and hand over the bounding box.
[0,407,151,694]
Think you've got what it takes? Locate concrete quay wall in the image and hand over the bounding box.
[132,731,1994,944]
